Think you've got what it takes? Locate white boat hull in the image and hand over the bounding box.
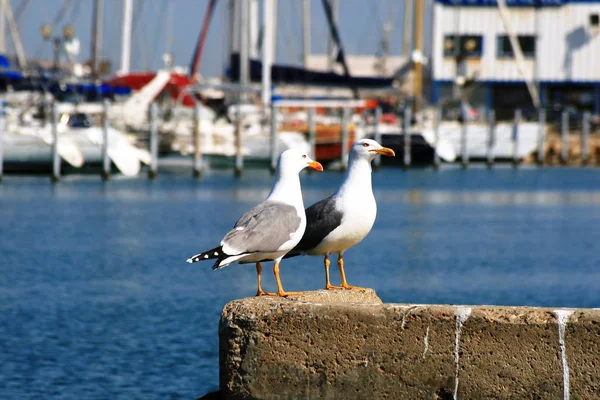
[422,121,541,160]
[3,124,150,176]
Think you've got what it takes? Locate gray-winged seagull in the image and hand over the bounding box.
[285,139,395,290]
[186,149,323,297]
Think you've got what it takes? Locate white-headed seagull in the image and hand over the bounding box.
[285,139,395,290]
[187,149,323,297]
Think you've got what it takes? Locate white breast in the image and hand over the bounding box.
[313,190,377,255]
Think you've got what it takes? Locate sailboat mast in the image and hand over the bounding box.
[302,0,310,68]
[262,0,275,110]
[120,0,133,74]
[239,0,249,98]
[0,0,6,54]
[403,0,413,58]
[326,0,337,72]
[249,0,259,59]
[413,0,423,111]
[91,0,103,78]
[189,0,218,80]
[228,0,235,77]
[496,0,540,108]
[4,0,26,70]
[262,0,274,108]
[321,0,358,99]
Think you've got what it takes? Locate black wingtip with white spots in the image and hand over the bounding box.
[186,246,226,266]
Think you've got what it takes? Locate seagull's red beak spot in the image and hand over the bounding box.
[308,161,323,171]
[370,147,396,157]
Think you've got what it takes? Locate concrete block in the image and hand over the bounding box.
[218,290,600,400]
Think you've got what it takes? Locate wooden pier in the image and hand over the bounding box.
[1,99,599,183]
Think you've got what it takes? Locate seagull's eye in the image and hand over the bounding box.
[362,143,370,147]
[302,154,307,159]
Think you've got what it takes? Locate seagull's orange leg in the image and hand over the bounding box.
[273,261,302,297]
[338,253,366,291]
[255,262,276,296]
[324,255,342,290]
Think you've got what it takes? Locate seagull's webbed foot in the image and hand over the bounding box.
[276,290,303,297]
[337,254,367,292]
[341,283,367,292]
[325,283,343,290]
[256,289,277,296]
[273,261,303,297]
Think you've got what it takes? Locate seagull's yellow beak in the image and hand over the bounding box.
[371,147,396,157]
[307,160,323,171]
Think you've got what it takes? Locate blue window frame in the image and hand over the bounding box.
[497,35,536,58]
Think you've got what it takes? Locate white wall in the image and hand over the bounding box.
[432,3,600,82]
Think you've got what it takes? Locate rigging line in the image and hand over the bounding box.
[392,0,401,54]
[357,0,382,54]
[316,9,327,54]
[423,0,431,56]
[284,0,297,64]
[148,0,168,67]
[387,0,395,54]
[33,0,52,62]
[216,0,224,77]
[138,2,150,70]
[67,0,82,22]
[38,0,49,25]
[132,0,146,69]
[165,0,174,55]
[395,0,403,56]
[289,0,302,63]
[14,0,30,22]
[320,0,359,98]
[220,0,228,77]
[148,0,167,69]
[52,0,73,27]
[104,0,119,65]
[190,0,219,78]
[372,1,384,30]
[131,0,145,34]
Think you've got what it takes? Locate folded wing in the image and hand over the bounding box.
[222,201,302,255]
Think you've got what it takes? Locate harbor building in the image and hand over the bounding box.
[431,0,600,119]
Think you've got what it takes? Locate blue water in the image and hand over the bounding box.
[1,166,600,399]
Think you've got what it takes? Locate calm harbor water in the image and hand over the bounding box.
[1,166,599,399]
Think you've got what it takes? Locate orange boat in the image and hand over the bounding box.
[280,122,356,163]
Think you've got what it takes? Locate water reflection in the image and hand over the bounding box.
[378,190,600,205]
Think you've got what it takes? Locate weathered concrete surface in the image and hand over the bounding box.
[274,288,382,304]
[219,290,600,400]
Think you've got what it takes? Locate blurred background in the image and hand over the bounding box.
[0,0,599,398]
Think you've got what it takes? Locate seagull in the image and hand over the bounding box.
[186,149,323,297]
[285,139,395,291]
